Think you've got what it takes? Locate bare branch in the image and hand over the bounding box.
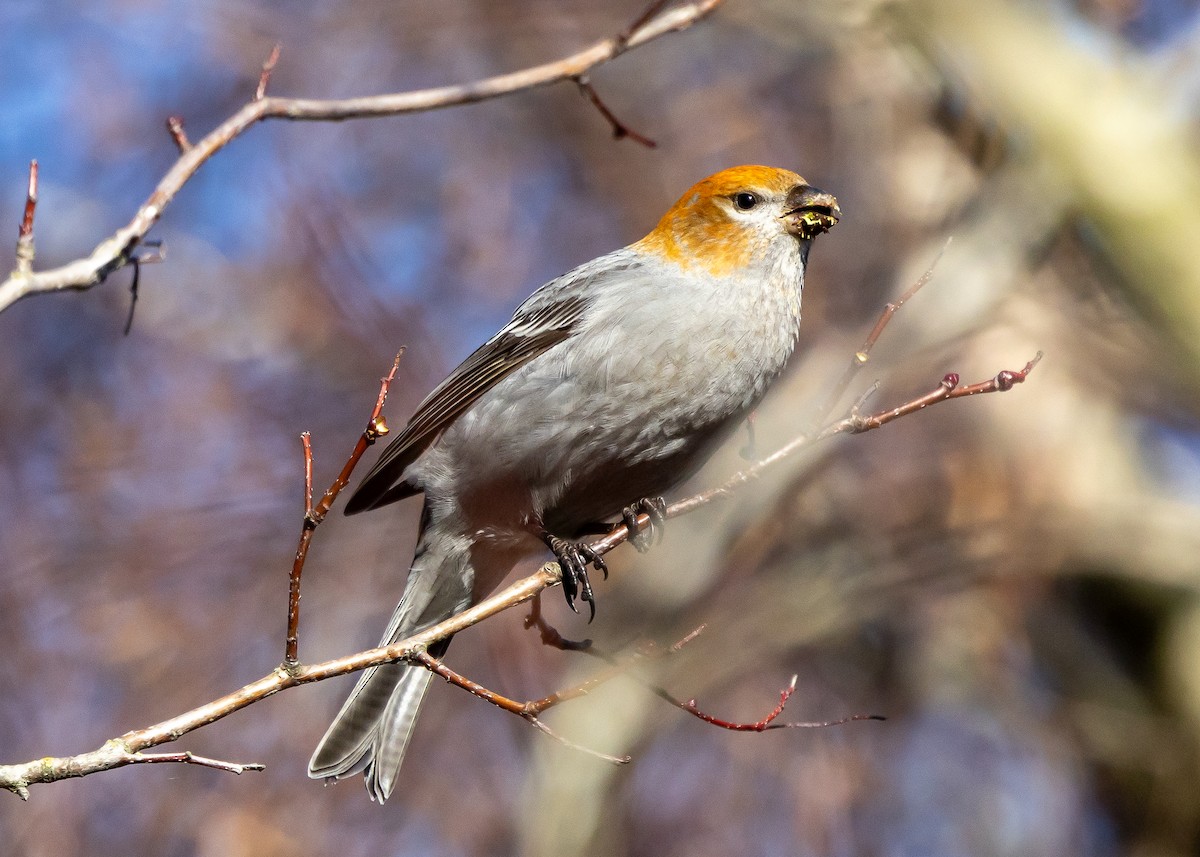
[0,742,263,802]
[119,240,163,336]
[673,675,884,732]
[679,676,801,731]
[0,0,724,314]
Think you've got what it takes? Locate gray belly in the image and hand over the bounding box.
[430,346,763,534]
[415,278,799,538]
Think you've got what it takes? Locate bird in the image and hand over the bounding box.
[309,165,839,801]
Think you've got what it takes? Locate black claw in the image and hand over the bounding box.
[545,535,605,621]
[622,497,668,552]
[622,506,647,552]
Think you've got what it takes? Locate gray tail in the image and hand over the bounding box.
[308,534,471,802]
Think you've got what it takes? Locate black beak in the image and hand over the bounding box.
[783,184,840,239]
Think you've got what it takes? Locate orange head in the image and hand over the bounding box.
[634,166,839,277]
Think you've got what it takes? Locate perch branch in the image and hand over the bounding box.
[0,353,1035,798]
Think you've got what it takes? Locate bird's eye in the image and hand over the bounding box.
[733,192,759,211]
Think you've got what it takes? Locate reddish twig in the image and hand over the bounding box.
[255,43,282,101]
[674,675,884,731]
[302,432,314,516]
[165,116,191,152]
[765,712,887,730]
[680,676,800,731]
[14,160,37,275]
[18,161,36,242]
[0,0,724,313]
[576,75,657,147]
[412,649,631,764]
[408,619,811,762]
[839,353,1043,434]
[524,592,593,651]
[283,351,403,667]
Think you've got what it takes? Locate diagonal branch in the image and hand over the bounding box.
[0,354,1038,799]
[0,0,724,314]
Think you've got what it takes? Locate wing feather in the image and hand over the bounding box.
[343,291,591,514]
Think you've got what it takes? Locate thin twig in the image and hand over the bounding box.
[0,0,724,313]
[302,432,314,516]
[836,352,1043,434]
[765,712,887,730]
[671,674,884,731]
[524,718,631,763]
[256,43,282,101]
[165,116,191,152]
[315,348,405,519]
[284,351,403,667]
[576,75,657,147]
[128,751,265,775]
[0,564,560,799]
[123,257,141,336]
[14,160,37,275]
[121,241,163,336]
[679,676,800,731]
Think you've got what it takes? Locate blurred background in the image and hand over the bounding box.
[3,0,1200,854]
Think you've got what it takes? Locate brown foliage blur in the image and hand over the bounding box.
[3,1,1200,855]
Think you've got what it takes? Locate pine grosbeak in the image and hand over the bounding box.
[309,165,839,801]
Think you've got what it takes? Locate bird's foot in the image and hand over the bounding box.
[621,497,667,553]
[543,535,608,622]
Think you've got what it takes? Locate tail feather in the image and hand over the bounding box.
[364,653,439,801]
[308,533,472,802]
[308,642,447,792]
